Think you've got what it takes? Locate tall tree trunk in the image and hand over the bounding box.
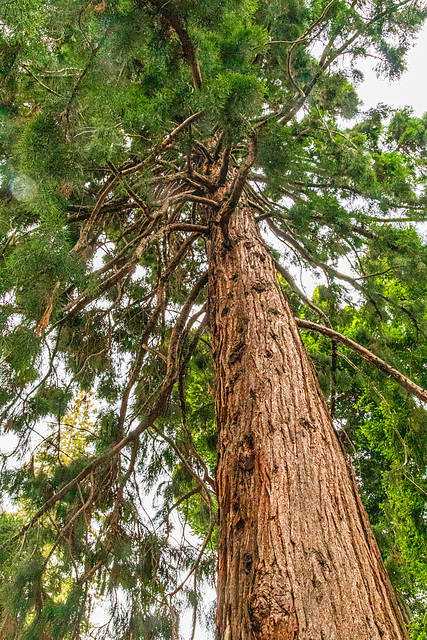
[207,203,407,640]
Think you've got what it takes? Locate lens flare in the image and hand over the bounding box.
[9,175,38,201]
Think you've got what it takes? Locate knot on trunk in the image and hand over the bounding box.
[249,570,298,639]
[228,340,246,365]
[239,434,255,472]
[250,278,271,293]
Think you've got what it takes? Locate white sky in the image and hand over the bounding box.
[357,23,427,116]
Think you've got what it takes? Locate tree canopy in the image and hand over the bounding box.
[1,0,427,638]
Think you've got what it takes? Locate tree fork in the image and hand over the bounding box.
[207,202,408,640]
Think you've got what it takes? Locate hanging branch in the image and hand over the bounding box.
[166,272,209,378]
[150,423,214,505]
[270,215,424,333]
[295,317,427,403]
[267,218,364,290]
[166,518,215,598]
[43,472,95,570]
[267,217,387,319]
[117,236,209,432]
[175,309,215,491]
[166,488,201,520]
[6,374,168,542]
[118,287,166,434]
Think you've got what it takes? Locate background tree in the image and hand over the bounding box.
[1,0,427,638]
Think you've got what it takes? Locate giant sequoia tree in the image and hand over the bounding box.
[2,0,427,638]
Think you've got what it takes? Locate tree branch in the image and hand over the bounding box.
[219,136,257,236]
[273,259,330,324]
[151,0,203,90]
[296,317,427,403]
[62,226,204,323]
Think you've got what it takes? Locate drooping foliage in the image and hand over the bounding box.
[1,0,427,637]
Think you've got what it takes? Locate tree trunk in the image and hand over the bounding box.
[207,203,407,640]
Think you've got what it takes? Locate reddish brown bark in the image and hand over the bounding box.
[207,203,407,640]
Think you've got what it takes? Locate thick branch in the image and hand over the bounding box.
[119,112,205,183]
[71,112,205,252]
[219,136,257,235]
[166,272,209,378]
[152,0,202,90]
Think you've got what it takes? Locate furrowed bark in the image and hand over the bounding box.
[207,202,407,640]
